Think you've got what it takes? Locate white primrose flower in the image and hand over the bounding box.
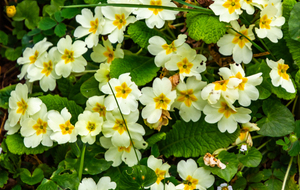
[91,37,124,64]
[262,0,283,16]
[101,73,141,115]
[240,144,248,152]
[75,110,103,144]
[85,95,107,118]
[139,77,177,124]
[172,77,207,122]
[203,98,251,133]
[20,103,53,148]
[209,0,242,22]
[100,136,147,167]
[47,107,77,144]
[27,47,61,92]
[4,117,21,135]
[164,182,176,190]
[235,122,260,146]
[217,21,255,64]
[102,109,145,148]
[255,5,285,43]
[55,35,88,78]
[218,63,263,106]
[101,7,136,43]
[147,34,188,67]
[7,83,42,127]
[95,63,111,90]
[176,159,214,190]
[78,176,117,190]
[74,7,105,48]
[147,155,171,190]
[266,58,295,93]
[134,0,178,29]
[17,38,52,80]
[217,183,233,190]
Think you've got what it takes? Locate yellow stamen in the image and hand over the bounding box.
[231,30,249,48]
[112,119,127,135]
[177,89,198,107]
[32,118,47,135]
[89,18,99,34]
[218,101,236,118]
[61,49,74,64]
[41,60,53,77]
[155,168,166,184]
[92,103,106,117]
[29,50,39,64]
[259,15,272,29]
[148,0,163,15]
[154,93,171,110]
[223,0,241,14]
[214,80,229,91]
[161,42,176,55]
[59,120,75,135]
[277,63,289,80]
[184,175,198,190]
[118,146,131,153]
[103,46,115,63]
[113,14,127,30]
[16,99,28,115]
[177,58,193,74]
[115,82,132,99]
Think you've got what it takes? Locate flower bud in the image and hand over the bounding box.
[6,5,16,18]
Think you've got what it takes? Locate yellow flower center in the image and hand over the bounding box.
[232,30,249,48]
[259,15,272,29]
[16,98,28,115]
[29,50,39,64]
[277,63,289,80]
[92,103,106,117]
[41,60,53,77]
[89,18,99,34]
[6,5,16,18]
[184,175,198,190]
[115,82,132,99]
[223,0,241,14]
[161,42,177,55]
[32,118,48,135]
[103,46,115,64]
[177,89,198,107]
[113,14,127,30]
[149,0,163,15]
[229,72,248,90]
[222,187,229,190]
[112,119,127,135]
[155,168,166,184]
[61,49,75,64]
[59,120,75,135]
[86,121,96,132]
[218,101,236,118]
[214,80,229,91]
[118,145,131,153]
[154,93,171,110]
[177,58,193,74]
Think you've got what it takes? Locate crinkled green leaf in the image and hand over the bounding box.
[80,76,103,98]
[5,47,22,61]
[186,13,227,44]
[146,132,166,148]
[0,84,16,109]
[61,8,81,19]
[38,17,57,30]
[158,118,239,158]
[6,134,51,155]
[264,178,282,190]
[286,176,299,190]
[257,98,295,137]
[13,0,40,29]
[0,170,9,188]
[54,23,67,37]
[295,70,300,90]
[110,55,160,86]
[128,21,168,48]
[289,2,300,41]
[20,168,44,185]
[37,179,61,190]
[51,172,79,190]
[0,31,8,45]
[39,94,83,125]
[237,147,262,167]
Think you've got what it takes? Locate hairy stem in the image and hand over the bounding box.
[281,156,293,190]
[78,143,86,181]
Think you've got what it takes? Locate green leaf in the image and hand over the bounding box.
[20,168,44,185]
[286,176,299,190]
[127,21,168,48]
[5,47,22,61]
[51,173,79,190]
[146,132,166,148]
[249,183,269,190]
[263,38,294,64]
[54,11,64,22]
[295,70,300,90]
[288,140,300,156]
[80,76,103,98]
[0,84,16,109]
[61,8,81,19]
[158,118,239,158]
[44,0,66,16]
[269,77,297,100]
[68,73,92,105]
[0,30,8,45]
[232,177,247,190]
[54,23,67,37]
[237,147,262,167]
[186,13,228,44]
[110,55,160,86]
[288,2,300,41]
[257,98,295,137]
[39,94,84,125]
[37,179,60,190]
[0,170,9,188]
[201,151,239,182]
[13,0,40,29]
[264,178,282,190]
[38,17,57,30]
[295,120,300,138]
[6,134,51,155]
[57,78,73,97]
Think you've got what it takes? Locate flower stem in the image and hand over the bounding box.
[252,135,264,139]
[258,38,276,60]
[281,156,293,190]
[292,95,298,115]
[257,139,271,151]
[78,143,86,181]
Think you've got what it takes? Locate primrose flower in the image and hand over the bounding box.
[27,47,61,92]
[75,110,103,144]
[235,122,260,146]
[95,63,111,90]
[91,37,124,64]
[139,77,177,124]
[6,5,16,17]
[203,98,251,133]
[266,58,295,93]
[78,177,117,190]
[134,0,179,29]
[217,183,233,190]
[7,83,42,127]
[209,0,243,22]
[176,159,215,190]
[147,34,188,67]
[101,7,136,43]
[74,7,105,48]
[47,107,77,144]
[17,38,52,80]
[102,109,145,148]
[100,136,147,167]
[4,118,21,135]
[147,155,171,190]
[101,73,141,115]
[55,35,88,78]
[85,95,107,118]
[218,63,263,106]
[255,5,285,43]
[20,104,53,148]
[240,144,248,152]
[172,77,207,122]
[217,21,255,64]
